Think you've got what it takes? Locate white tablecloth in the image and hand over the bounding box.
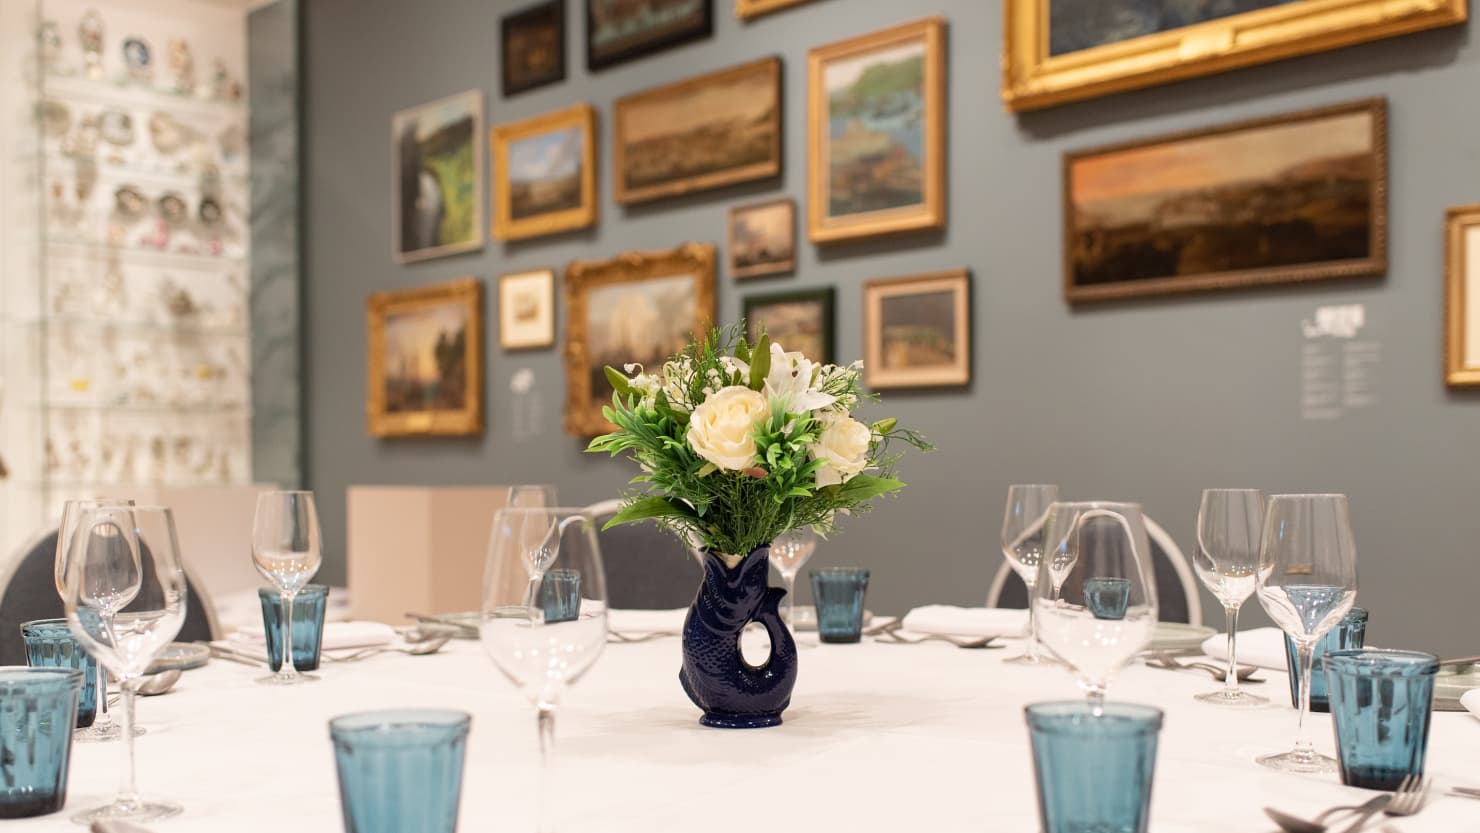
[13,635,1480,832]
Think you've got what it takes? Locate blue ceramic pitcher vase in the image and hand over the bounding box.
[679,546,797,728]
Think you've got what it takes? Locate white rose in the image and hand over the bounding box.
[809,412,872,487]
[686,386,771,471]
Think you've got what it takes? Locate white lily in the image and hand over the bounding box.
[762,342,836,413]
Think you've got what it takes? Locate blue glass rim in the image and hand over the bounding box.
[1325,649,1438,677]
[19,618,73,638]
[258,583,329,600]
[330,709,471,747]
[544,568,580,580]
[1340,607,1370,624]
[810,567,869,579]
[0,666,84,694]
[1025,701,1164,735]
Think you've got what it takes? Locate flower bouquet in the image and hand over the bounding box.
[588,323,928,727]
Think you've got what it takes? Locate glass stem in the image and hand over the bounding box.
[1294,641,1316,759]
[785,575,796,631]
[536,702,557,833]
[277,593,297,681]
[117,680,140,810]
[1223,604,1241,696]
[1023,578,1038,661]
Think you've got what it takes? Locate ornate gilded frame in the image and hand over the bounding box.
[366,278,484,437]
[491,103,597,242]
[808,17,946,244]
[1444,205,1480,387]
[735,0,815,20]
[563,243,717,436]
[1003,0,1466,112]
[863,269,971,390]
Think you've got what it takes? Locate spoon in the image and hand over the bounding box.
[107,669,182,706]
[1145,652,1264,683]
[329,635,452,663]
[1265,794,1388,833]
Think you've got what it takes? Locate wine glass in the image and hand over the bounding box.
[508,484,558,508]
[56,497,135,741]
[1192,489,1269,707]
[1034,501,1158,707]
[251,490,322,685]
[769,527,819,630]
[1255,494,1358,772]
[480,507,607,833]
[62,504,188,823]
[1001,484,1059,665]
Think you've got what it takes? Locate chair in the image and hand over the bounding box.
[0,529,222,666]
[986,515,1203,625]
[584,499,703,610]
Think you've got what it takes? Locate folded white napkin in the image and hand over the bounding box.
[231,620,397,652]
[901,606,1028,638]
[1462,688,1480,719]
[607,608,687,635]
[1201,627,1288,670]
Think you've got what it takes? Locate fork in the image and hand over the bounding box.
[873,621,1000,649]
[1383,774,1429,819]
[1144,651,1264,683]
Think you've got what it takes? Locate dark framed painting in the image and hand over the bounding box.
[614,56,781,205]
[367,278,483,437]
[586,0,713,71]
[392,91,484,264]
[501,0,566,97]
[1444,205,1480,388]
[744,288,834,365]
[490,103,597,241]
[864,270,970,390]
[729,198,795,278]
[1064,98,1387,304]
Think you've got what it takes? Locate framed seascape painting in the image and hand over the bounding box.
[614,57,781,205]
[864,270,970,390]
[1444,206,1480,387]
[563,243,717,435]
[1002,0,1465,111]
[808,17,946,243]
[735,0,817,19]
[501,0,566,97]
[729,198,795,278]
[586,0,713,70]
[499,268,555,351]
[392,91,484,263]
[491,103,597,241]
[744,288,835,365]
[1064,98,1387,304]
[367,278,483,437]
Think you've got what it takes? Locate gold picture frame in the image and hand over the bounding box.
[498,268,556,350]
[735,0,815,20]
[367,278,483,437]
[808,17,946,244]
[491,103,597,241]
[1002,0,1466,112]
[863,269,970,390]
[563,243,717,435]
[1444,205,1480,387]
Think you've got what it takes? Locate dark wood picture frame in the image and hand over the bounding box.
[743,287,836,365]
[501,0,567,97]
[585,0,714,71]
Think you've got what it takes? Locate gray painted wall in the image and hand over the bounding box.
[304,0,1480,655]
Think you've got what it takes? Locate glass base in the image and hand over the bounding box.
[71,798,182,824]
[74,722,145,743]
[1003,652,1044,666]
[256,671,320,686]
[1194,689,1269,708]
[1257,749,1338,773]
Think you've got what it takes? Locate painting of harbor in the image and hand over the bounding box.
[823,40,926,218]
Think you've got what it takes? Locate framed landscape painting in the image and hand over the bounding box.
[491,103,597,241]
[499,268,555,350]
[729,198,795,278]
[1003,0,1465,111]
[864,270,970,390]
[586,0,713,70]
[1444,205,1480,388]
[744,288,834,365]
[1064,98,1387,304]
[563,243,717,435]
[367,278,483,437]
[392,91,483,263]
[614,57,781,205]
[501,0,566,97]
[808,17,946,243]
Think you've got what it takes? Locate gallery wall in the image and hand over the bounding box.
[303,0,1480,654]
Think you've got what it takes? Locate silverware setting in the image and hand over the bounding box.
[1264,774,1427,833]
[322,636,452,663]
[1142,651,1264,683]
[608,631,680,643]
[873,621,1002,649]
[106,669,182,706]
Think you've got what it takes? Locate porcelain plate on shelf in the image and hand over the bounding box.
[1148,623,1217,653]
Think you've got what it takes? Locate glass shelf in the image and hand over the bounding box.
[37,153,249,190]
[13,478,244,490]
[29,401,251,414]
[7,316,246,337]
[42,72,246,120]
[45,238,246,267]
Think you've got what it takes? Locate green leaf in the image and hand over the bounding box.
[697,462,717,477]
[836,474,906,503]
[749,333,770,391]
[871,417,897,436]
[735,337,751,364]
[605,366,636,399]
[603,496,700,530]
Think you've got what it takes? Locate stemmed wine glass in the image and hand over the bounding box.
[1255,494,1357,772]
[769,527,819,630]
[1192,489,1269,707]
[251,490,322,685]
[1001,484,1058,665]
[63,504,188,823]
[1034,501,1158,707]
[480,507,608,833]
[508,484,558,509]
[55,497,135,741]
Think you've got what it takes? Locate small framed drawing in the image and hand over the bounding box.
[366,277,483,437]
[392,91,484,264]
[729,198,795,279]
[863,269,970,389]
[1444,205,1480,387]
[586,0,713,71]
[491,103,597,241]
[501,0,566,97]
[743,287,834,365]
[499,269,556,350]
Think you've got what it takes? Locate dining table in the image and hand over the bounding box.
[13,631,1480,833]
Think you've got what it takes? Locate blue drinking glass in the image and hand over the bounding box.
[1025,701,1163,833]
[540,568,582,623]
[1285,606,1367,712]
[1324,649,1439,791]
[1084,577,1131,620]
[259,584,329,672]
[0,667,83,818]
[21,619,99,728]
[810,567,869,643]
[330,709,471,833]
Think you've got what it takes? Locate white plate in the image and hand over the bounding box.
[148,642,210,673]
[1148,623,1217,652]
[1435,665,1480,701]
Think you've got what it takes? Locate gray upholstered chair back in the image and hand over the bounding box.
[586,501,702,610]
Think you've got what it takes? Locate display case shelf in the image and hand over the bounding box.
[7,316,246,337]
[43,72,246,120]
[45,238,246,267]
[27,401,251,414]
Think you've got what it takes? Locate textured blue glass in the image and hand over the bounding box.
[540,568,582,623]
[330,709,471,833]
[0,668,82,818]
[1026,701,1163,833]
[21,619,99,728]
[810,568,869,644]
[259,584,329,672]
[1285,606,1367,712]
[1325,649,1438,791]
[1084,577,1131,620]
